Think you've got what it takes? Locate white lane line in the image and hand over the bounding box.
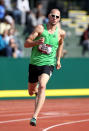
[0,118,30,124]
[0,112,89,124]
[42,112,89,117]
[67,112,89,117]
[0,115,61,124]
[1,111,89,117]
[43,119,89,131]
[0,112,33,117]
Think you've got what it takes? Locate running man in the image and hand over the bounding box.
[24,9,66,126]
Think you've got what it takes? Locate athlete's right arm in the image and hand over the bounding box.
[24,25,44,48]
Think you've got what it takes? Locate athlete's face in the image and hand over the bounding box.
[49,10,60,26]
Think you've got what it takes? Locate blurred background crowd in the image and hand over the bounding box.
[0,0,89,58]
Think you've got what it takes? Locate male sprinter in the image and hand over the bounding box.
[24,9,65,126]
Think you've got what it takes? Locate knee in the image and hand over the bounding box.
[28,90,34,96]
[40,84,46,90]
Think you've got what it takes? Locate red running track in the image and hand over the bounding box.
[0,98,89,131]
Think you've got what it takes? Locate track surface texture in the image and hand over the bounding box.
[0,98,89,131]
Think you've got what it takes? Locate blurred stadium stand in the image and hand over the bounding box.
[1,0,89,58]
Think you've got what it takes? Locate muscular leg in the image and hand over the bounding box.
[32,73,50,119]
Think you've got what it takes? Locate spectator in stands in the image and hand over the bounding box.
[3,0,13,15]
[2,29,9,45]
[13,0,30,25]
[13,44,23,58]
[2,28,14,45]
[6,38,23,58]
[13,1,21,24]
[5,13,15,28]
[0,27,23,58]
[0,16,13,35]
[32,2,46,16]
[33,1,48,24]
[80,24,89,55]
[0,34,7,56]
[25,2,45,35]
[0,0,6,22]
[0,29,14,57]
[5,38,13,57]
[26,11,45,35]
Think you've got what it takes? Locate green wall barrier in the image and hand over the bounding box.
[0,58,29,90]
[0,58,89,91]
[48,58,89,89]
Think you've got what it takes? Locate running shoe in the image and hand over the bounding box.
[30,118,36,126]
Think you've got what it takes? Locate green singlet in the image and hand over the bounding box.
[30,24,59,66]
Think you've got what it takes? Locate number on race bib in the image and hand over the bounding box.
[38,44,52,55]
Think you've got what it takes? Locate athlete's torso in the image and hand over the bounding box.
[30,24,59,66]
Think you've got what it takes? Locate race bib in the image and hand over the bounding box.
[38,44,52,55]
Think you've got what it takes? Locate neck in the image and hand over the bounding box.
[47,22,57,30]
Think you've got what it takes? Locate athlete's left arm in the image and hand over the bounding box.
[56,30,66,70]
